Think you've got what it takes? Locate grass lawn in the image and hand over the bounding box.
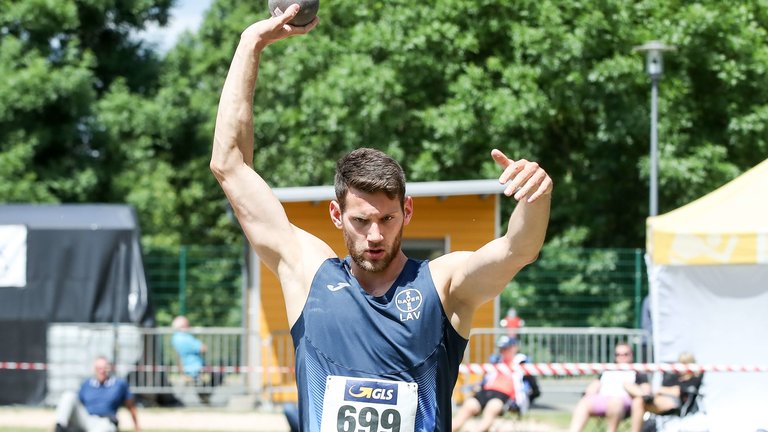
[528,409,572,428]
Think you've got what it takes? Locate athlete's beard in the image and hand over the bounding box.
[345,225,403,273]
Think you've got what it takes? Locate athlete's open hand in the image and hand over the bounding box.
[492,149,553,203]
[242,4,318,52]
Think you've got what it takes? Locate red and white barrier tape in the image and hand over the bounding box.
[0,362,293,373]
[3,362,768,375]
[0,362,47,371]
[460,362,768,376]
[121,365,295,373]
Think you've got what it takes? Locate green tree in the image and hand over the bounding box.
[172,0,768,249]
[0,0,173,204]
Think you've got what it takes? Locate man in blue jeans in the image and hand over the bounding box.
[54,355,140,432]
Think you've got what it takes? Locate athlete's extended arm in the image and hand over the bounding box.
[210,7,331,324]
[436,149,552,335]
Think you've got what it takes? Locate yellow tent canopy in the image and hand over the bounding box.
[646,158,768,265]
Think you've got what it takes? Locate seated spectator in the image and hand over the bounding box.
[514,352,541,407]
[171,315,222,404]
[568,342,650,432]
[54,355,140,432]
[624,352,703,432]
[451,336,534,432]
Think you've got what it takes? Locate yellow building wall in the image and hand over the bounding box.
[257,194,499,401]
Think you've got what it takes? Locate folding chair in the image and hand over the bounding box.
[645,384,706,432]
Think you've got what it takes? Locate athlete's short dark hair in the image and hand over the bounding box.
[334,148,406,212]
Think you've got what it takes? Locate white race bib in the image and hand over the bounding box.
[320,376,418,432]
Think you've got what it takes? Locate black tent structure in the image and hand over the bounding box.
[0,204,154,404]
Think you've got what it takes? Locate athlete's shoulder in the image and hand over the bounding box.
[428,251,472,267]
[427,251,471,280]
[322,256,344,266]
[310,256,349,285]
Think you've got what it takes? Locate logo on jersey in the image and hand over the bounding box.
[344,379,398,405]
[327,282,351,292]
[395,288,423,322]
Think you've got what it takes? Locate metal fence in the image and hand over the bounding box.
[46,324,248,406]
[502,247,648,328]
[144,245,244,328]
[466,327,652,366]
[44,324,651,407]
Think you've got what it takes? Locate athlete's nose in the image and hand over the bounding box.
[367,223,384,242]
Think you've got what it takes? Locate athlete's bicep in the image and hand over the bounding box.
[218,165,335,323]
[220,165,305,269]
[429,252,474,336]
[431,244,527,335]
[454,239,529,301]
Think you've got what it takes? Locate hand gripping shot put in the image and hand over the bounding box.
[268,0,319,27]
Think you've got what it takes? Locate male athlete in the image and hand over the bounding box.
[210,6,553,432]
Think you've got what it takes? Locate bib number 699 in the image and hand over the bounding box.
[337,405,401,432]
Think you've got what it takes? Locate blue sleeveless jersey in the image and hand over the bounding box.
[290,257,468,432]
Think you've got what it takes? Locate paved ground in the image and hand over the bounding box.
[0,378,585,431]
[0,406,571,432]
[535,377,590,411]
[0,405,292,431]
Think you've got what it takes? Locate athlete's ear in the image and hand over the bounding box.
[329,200,343,229]
[403,196,414,226]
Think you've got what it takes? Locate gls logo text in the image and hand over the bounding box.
[343,379,398,405]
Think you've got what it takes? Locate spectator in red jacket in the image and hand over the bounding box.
[452,336,532,432]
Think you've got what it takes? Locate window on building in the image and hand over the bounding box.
[402,238,447,260]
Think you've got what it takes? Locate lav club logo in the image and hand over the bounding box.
[344,379,398,405]
[395,288,423,322]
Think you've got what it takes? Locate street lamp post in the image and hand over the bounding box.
[633,41,675,358]
[633,41,675,217]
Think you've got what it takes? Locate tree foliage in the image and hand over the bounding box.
[182,0,768,247]
[3,0,768,326]
[0,0,173,203]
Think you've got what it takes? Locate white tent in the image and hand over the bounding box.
[646,159,768,431]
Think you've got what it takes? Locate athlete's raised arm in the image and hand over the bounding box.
[433,149,552,336]
[209,7,332,325]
